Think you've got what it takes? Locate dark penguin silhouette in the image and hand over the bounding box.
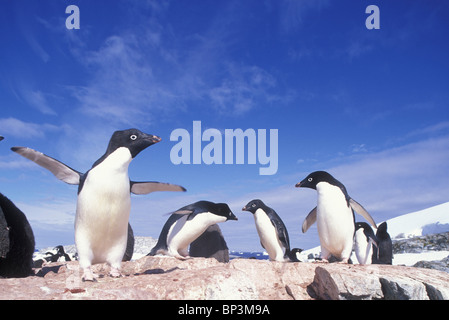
[0,193,35,278]
[46,245,72,262]
[1,137,35,277]
[189,224,230,262]
[52,245,71,262]
[372,221,393,264]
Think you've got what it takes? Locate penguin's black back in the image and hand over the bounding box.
[372,222,393,264]
[0,193,35,278]
[189,224,229,262]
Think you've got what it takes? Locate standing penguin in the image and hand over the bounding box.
[372,221,392,264]
[1,136,35,278]
[12,129,186,281]
[0,193,35,278]
[242,199,300,262]
[149,201,237,259]
[296,171,377,263]
[354,222,378,265]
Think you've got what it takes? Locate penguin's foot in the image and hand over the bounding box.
[81,267,98,282]
[109,267,122,278]
[338,258,349,264]
[174,254,190,260]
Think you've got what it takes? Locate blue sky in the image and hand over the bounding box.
[1,0,448,252]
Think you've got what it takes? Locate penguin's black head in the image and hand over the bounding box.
[175,201,237,221]
[377,221,388,234]
[108,128,161,158]
[214,203,238,221]
[295,171,337,190]
[355,222,378,245]
[0,136,4,141]
[242,199,266,214]
[55,245,65,254]
[355,222,371,231]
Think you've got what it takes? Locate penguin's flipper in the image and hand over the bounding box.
[349,198,377,228]
[270,216,290,250]
[130,181,186,195]
[365,229,379,248]
[302,207,317,233]
[11,147,81,185]
[172,209,193,215]
[173,206,198,219]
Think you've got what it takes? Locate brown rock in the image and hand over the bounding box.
[308,263,449,300]
[1,257,449,300]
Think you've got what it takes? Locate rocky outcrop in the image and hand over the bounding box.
[1,256,449,300]
[413,256,449,273]
[393,232,449,253]
[392,232,449,273]
[309,263,449,300]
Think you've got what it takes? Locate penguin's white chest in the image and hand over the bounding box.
[354,230,373,264]
[167,213,227,255]
[75,148,132,263]
[253,209,285,261]
[316,183,354,259]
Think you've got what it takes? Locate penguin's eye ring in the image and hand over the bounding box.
[252,203,256,207]
[308,177,313,182]
[130,134,138,141]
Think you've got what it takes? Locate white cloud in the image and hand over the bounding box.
[351,143,368,153]
[0,117,60,139]
[71,35,160,126]
[21,89,57,115]
[60,2,286,128]
[15,199,76,230]
[279,0,330,33]
[331,135,449,216]
[0,156,37,170]
[405,121,449,138]
[208,64,278,115]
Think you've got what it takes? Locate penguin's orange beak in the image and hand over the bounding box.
[149,135,161,144]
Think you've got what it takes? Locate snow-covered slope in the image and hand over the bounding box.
[384,201,449,239]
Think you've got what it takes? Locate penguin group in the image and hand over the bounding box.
[33,245,74,268]
[295,171,392,264]
[1,130,392,281]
